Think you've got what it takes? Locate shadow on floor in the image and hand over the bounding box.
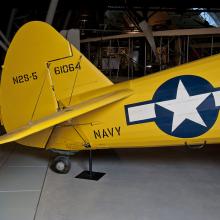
[74,144,220,169]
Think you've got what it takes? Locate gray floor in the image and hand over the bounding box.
[0,144,220,220]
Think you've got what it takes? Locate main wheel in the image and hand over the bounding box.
[51,156,71,174]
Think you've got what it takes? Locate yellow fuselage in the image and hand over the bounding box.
[48,54,220,151]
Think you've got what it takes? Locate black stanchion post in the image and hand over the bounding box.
[89,150,92,178]
[75,149,106,181]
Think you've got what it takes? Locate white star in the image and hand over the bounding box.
[157,80,210,132]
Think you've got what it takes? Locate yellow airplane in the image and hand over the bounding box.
[0,21,219,174]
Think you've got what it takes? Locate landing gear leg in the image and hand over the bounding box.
[51,155,71,174]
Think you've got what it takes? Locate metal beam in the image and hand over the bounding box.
[0,31,10,46]
[0,40,8,51]
[107,6,220,13]
[45,0,59,25]
[81,27,220,43]
[6,8,17,39]
[63,10,72,30]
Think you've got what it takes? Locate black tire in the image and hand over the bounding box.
[50,156,71,174]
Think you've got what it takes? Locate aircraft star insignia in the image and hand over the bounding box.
[125,75,220,138]
[157,80,210,132]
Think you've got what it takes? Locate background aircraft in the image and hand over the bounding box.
[0,21,219,174]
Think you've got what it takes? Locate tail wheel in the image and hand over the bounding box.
[51,156,71,174]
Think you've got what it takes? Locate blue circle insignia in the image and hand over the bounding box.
[153,75,218,138]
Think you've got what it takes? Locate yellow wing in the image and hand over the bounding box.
[0,89,132,144]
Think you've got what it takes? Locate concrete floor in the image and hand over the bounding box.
[0,144,220,220]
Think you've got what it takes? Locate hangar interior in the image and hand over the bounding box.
[1,1,220,220]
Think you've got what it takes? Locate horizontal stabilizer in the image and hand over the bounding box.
[0,89,132,144]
